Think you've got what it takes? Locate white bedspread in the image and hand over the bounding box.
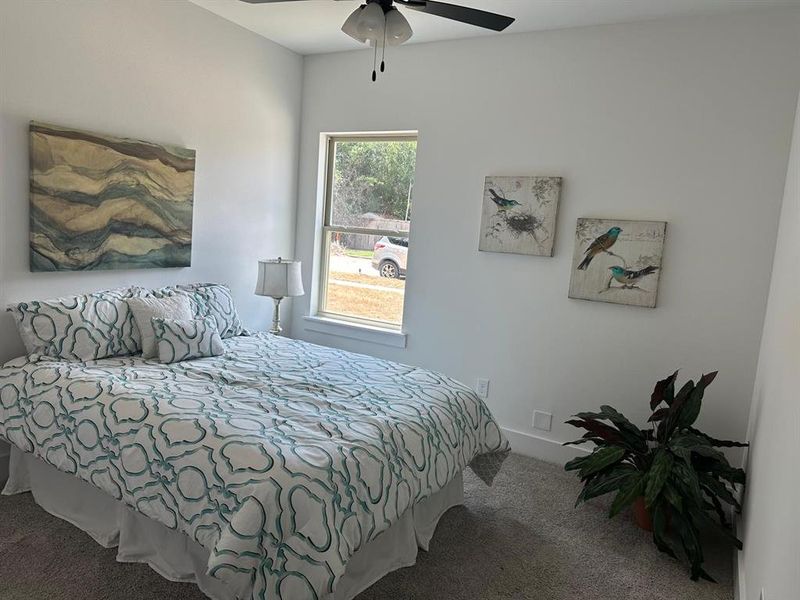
[0,333,508,600]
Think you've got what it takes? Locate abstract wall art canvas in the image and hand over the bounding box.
[479,176,562,256]
[29,122,195,271]
[568,218,667,308]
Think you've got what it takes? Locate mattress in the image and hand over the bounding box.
[0,333,509,600]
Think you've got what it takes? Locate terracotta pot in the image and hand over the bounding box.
[632,496,653,531]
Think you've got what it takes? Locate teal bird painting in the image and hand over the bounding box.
[488,189,522,211]
[479,176,562,257]
[577,226,622,270]
[609,265,659,289]
[569,218,666,308]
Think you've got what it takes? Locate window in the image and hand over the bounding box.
[317,134,417,330]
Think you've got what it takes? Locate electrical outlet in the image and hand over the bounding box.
[475,378,490,399]
[533,410,553,432]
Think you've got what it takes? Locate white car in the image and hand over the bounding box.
[372,236,408,278]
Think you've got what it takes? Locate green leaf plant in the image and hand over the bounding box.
[564,370,747,581]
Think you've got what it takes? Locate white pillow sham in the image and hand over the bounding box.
[147,283,244,339]
[127,295,193,359]
[6,287,144,361]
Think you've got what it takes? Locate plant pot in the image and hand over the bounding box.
[632,496,653,532]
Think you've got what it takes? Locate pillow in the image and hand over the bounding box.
[6,287,145,361]
[147,283,243,339]
[127,295,193,359]
[152,316,225,364]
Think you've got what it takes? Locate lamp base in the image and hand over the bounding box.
[270,297,284,335]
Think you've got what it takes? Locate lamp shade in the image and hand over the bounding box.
[356,2,385,41]
[255,258,304,298]
[385,8,412,46]
[341,5,368,43]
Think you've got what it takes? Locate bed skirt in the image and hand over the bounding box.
[2,447,464,600]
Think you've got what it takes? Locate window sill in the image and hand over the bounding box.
[302,316,407,348]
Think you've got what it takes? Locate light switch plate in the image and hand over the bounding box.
[475,378,490,399]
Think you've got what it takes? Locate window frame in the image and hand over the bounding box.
[316,133,417,331]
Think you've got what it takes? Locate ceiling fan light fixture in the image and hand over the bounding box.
[385,8,412,46]
[356,1,386,41]
[341,5,368,43]
[245,0,515,81]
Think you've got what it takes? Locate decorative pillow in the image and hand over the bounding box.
[127,295,193,359]
[152,316,225,364]
[147,283,243,339]
[6,287,145,361]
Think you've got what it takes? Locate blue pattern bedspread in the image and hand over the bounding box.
[0,333,509,599]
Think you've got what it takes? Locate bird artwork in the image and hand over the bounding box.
[488,189,522,211]
[608,265,659,289]
[569,218,667,308]
[576,226,622,270]
[479,176,562,257]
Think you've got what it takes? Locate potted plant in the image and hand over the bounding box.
[564,370,747,581]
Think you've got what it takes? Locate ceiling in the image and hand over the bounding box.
[190,0,799,55]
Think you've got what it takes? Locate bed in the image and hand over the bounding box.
[0,330,509,599]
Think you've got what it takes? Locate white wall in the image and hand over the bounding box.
[0,0,303,481]
[0,0,303,362]
[740,93,800,600]
[292,10,800,461]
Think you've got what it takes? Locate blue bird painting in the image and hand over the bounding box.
[569,218,666,308]
[480,175,562,257]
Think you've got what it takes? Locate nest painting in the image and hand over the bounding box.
[569,218,667,308]
[29,122,196,271]
[478,176,562,256]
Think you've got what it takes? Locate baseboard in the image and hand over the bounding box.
[733,513,746,600]
[501,427,590,466]
[0,449,9,486]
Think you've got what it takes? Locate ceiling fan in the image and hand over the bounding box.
[240,0,515,80]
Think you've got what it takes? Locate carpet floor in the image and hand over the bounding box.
[0,453,733,600]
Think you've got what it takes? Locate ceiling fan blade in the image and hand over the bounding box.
[395,0,514,32]
[238,0,315,4]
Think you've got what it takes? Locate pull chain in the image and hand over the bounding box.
[371,40,377,82]
[370,10,387,82]
[380,24,386,73]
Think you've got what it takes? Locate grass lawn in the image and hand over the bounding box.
[330,271,405,289]
[344,249,374,259]
[325,281,404,324]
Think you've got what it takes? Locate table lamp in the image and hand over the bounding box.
[255,257,304,335]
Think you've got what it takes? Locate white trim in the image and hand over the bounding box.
[501,427,591,466]
[312,132,417,329]
[0,446,8,485]
[303,315,407,348]
[307,133,329,318]
[734,513,746,600]
[320,130,418,139]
